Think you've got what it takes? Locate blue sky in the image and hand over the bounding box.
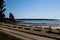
[5,0,60,19]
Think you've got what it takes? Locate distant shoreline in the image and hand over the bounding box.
[15,19,60,24]
[15,19,60,20]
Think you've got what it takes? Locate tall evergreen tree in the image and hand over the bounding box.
[9,12,14,20]
[0,0,6,22]
[9,12,15,23]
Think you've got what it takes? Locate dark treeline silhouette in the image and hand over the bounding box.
[0,0,6,22]
[0,0,15,24]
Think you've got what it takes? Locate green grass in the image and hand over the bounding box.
[0,32,22,40]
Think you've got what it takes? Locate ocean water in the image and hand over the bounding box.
[16,19,60,24]
[16,19,60,29]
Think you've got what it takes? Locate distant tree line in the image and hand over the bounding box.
[0,0,15,24]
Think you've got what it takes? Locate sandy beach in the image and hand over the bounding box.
[0,22,60,40]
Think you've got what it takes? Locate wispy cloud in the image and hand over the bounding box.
[40,0,47,7]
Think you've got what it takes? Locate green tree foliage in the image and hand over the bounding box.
[0,0,6,22]
[9,12,15,23]
[2,13,5,22]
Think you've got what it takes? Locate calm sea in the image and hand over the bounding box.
[16,19,60,29]
[16,19,60,24]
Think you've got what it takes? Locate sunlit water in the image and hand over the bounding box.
[16,19,60,29]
